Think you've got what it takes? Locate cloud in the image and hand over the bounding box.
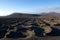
[0,9,32,16]
[32,7,60,13]
[0,10,13,16]
[0,7,60,16]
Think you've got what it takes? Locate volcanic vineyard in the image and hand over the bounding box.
[0,18,35,39]
[0,18,60,39]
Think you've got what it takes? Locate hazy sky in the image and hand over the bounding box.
[0,0,60,16]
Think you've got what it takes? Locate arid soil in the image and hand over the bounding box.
[0,13,60,40]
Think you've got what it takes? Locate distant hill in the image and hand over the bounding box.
[0,12,60,18]
[40,12,60,16]
[0,13,40,18]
